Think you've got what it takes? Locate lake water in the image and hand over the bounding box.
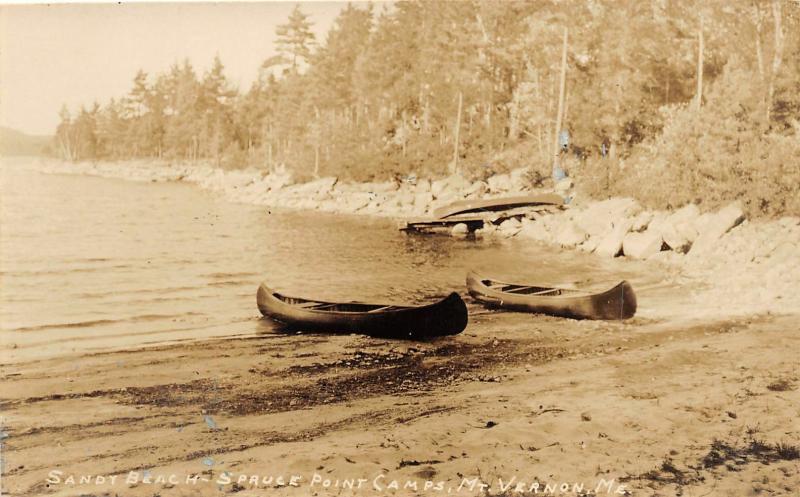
[0,157,639,363]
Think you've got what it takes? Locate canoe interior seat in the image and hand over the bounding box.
[529,288,561,296]
[310,303,339,310]
[501,285,562,296]
[504,285,537,293]
[368,305,396,313]
[295,301,324,309]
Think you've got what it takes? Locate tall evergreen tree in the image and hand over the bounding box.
[275,5,316,72]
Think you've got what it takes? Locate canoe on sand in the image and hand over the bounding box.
[466,271,636,320]
[257,282,468,339]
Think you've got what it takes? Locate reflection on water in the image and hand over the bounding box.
[0,157,640,363]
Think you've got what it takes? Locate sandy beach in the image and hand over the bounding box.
[3,282,799,496]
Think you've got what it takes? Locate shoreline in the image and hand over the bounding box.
[3,157,798,497]
[34,157,800,318]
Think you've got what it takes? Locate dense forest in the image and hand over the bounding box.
[54,1,800,216]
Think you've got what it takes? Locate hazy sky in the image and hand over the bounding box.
[0,2,374,135]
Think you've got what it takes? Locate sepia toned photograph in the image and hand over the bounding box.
[1,1,799,496]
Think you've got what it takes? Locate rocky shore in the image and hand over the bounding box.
[38,159,800,316]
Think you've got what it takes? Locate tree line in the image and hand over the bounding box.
[54,1,799,215]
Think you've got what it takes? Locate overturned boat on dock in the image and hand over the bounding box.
[401,193,564,234]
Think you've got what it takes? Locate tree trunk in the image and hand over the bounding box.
[423,97,431,134]
[314,106,321,177]
[696,16,704,110]
[551,27,568,175]
[401,114,407,157]
[766,0,784,123]
[537,125,543,159]
[753,1,765,79]
[451,91,463,174]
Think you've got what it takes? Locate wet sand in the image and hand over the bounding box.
[3,297,799,497]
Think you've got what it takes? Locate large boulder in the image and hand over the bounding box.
[646,211,668,232]
[430,192,456,209]
[518,219,553,244]
[554,220,588,248]
[308,176,339,195]
[395,190,417,213]
[432,174,471,199]
[656,204,700,252]
[342,192,373,212]
[778,216,800,228]
[450,223,469,238]
[767,241,797,266]
[555,178,574,193]
[573,198,640,239]
[595,218,634,257]
[689,203,745,256]
[266,174,292,192]
[474,221,498,239]
[691,212,714,236]
[283,177,337,200]
[629,211,654,232]
[221,170,259,191]
[577,237,600,253]
[413,191,434,215]
[361,197,386,215]
[464,180,488,199]
[622,230,663,259]
[647,250,683,265]
[509,167,531,191]
[487,173,513,193]
[498,217,523,237]
[413,178,431,194]
[362,181,398,193]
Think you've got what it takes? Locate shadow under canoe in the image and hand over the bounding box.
[257,282,468,339]
[466,271,637,320]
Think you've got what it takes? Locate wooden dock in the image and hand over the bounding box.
[400,204,562,233]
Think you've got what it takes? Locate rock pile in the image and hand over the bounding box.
[37,159,535,220]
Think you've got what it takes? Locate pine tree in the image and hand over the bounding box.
[55,105,75,161]
[275,5,316,72]
[199,56,236,164]
[164,59,201,160]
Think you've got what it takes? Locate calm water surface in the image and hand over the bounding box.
[0,158,637,363]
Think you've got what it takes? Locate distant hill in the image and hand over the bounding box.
[0,126,52,157]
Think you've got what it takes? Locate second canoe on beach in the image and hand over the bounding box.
[257,282,468,339]
[466,271,637,320]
